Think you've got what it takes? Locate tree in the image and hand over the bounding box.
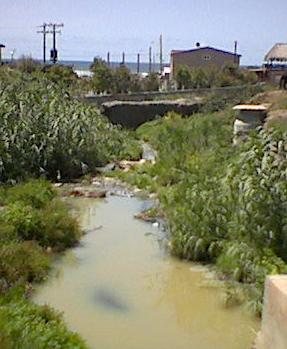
[90,57,113,94]
[42,65,77,87]
[130,74,144,92]
[175,65,192,90]
[112,64,132,93]
[144,72,160,91]
[13,56,40,74]
[191,68,209,88]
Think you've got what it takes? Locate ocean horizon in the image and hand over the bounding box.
[60,60,168,74]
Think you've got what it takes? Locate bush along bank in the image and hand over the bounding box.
[0,71,141,183]
[0,180,88,349]
[117,105,287,315]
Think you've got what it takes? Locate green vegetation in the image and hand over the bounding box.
[175,64,258,89]
[0,297,87,349]
[0,179,87,348]
[90,57,160,94]
[0,66,144,347]
[0,69,141,182]
[117,89,287,315]
[0,55,283,347]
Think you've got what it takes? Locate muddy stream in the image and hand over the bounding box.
[33,195,259,349]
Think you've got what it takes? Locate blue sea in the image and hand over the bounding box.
[60,60,167,74]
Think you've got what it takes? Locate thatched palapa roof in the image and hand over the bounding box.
[265,43,287,62]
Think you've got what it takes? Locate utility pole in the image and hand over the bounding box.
[149,46,152,74]
[107,51,110,66]
[37,23,51,64]
[137,53,140,74]
[159,34,163,74]
[122,51,125,65]
[48,23,64,64]
[0,44,5,65]
[234,40,238,64]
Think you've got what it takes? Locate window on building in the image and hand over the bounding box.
[203,55,211,61]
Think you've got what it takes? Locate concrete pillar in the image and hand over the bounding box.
[233,104,268,145]
[255,276,287,349]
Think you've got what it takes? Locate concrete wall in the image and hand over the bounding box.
[171,48,240,76]
[84,85,254,106]
[101,101,201,129]
[255,275,287,349]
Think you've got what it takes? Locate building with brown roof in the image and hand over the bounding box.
[170,45,241,77]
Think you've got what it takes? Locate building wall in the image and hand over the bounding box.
[171,48,240,77]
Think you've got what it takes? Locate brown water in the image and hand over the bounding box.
[33,196,259,349]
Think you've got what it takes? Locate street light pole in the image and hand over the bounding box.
[10,49,16,63]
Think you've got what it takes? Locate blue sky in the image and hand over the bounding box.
[0,0,286,65]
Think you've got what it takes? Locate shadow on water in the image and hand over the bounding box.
[93,288,130,313]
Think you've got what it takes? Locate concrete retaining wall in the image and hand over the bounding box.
[255,275,287,349]
[101,100,201,129]
[85,85,259,106]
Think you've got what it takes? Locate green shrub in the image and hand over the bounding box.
[0,220,18,243]
[3,202,42,242]
[0,180,81,250]
[6,180,57,208]
[2,199,81,250]
[0,300,87,349]
[41,65,78,87]
[173,64,259,90]
[134,106,287,312]
[39,200,81,250]
[175,65,192,90]
[217,242,287,285]
[0,241,50,288]
[0,73,141,182]
[12,56,41,74]
[0,179,86,346]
